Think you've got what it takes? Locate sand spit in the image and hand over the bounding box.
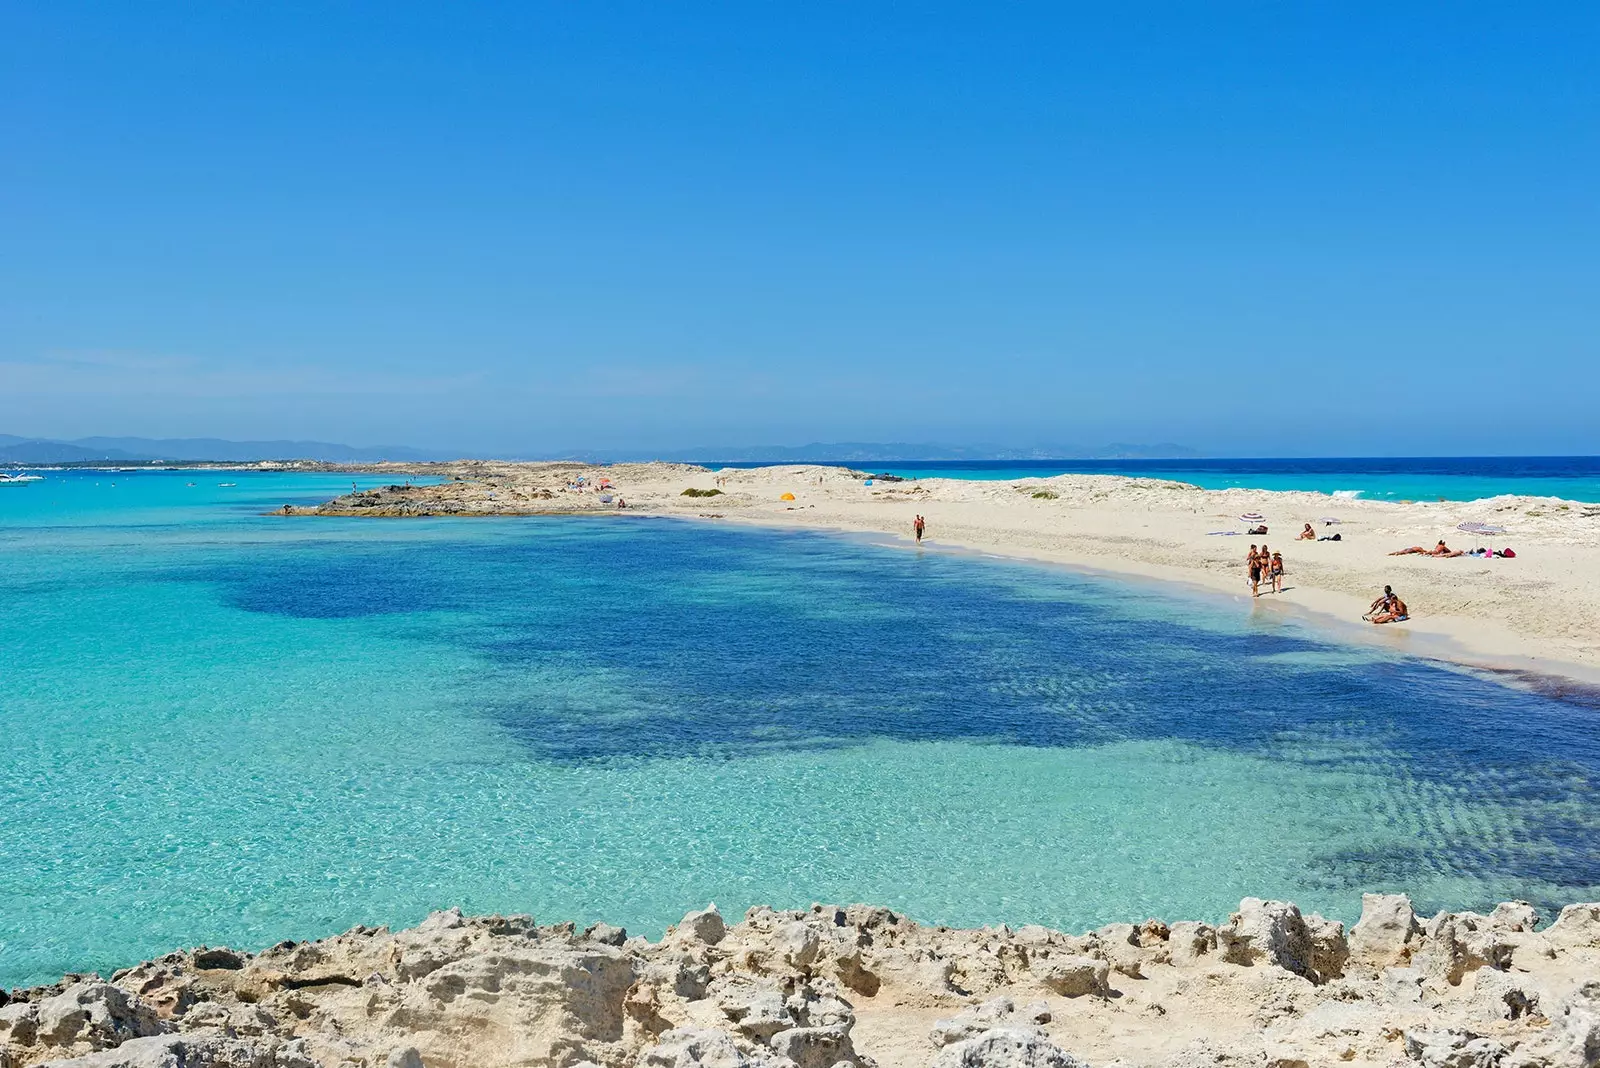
[3,896,1599,1068]
[284,461,1600,683]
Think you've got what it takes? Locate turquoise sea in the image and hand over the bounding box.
[725,457,1600,503]
[2,470,1598,989]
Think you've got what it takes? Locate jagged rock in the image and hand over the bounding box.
[1383,966,1426,1006]
[776,922,821,970]
[717,982,795,1041]
[639,1028,765,1068]
[1304,913,1350,982]
[190,950,245,972]
[1543,903,1600,952]
[828,946,880,997]
[931,1027,1088,1068]
[1349,894,1424,967]
[1487,902,1540,933]
[1402,1028,1506,1068]
[783,983,853,1031]
[1469,968,1540,1022]
[2,1002,40,1049]
[33,984,166,1052]
[676,907,728,947]
[34,1034,313,1068]
[932,997,1028,1048]
[1217,899,1345,983]
[1095,923,1145,978]
[586,924,629,947]
[768,1024,859,1068]
[1415,911,1521,987]
[1034,956,1109,998]
[1511,979,1600,1068]
[1166,922,1217,966]
[7,897,1600,1068]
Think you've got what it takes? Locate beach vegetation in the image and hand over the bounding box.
[681,488,723,497]
[1031,490,1059,500]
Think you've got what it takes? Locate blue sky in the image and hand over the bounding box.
[2,3,1596,456]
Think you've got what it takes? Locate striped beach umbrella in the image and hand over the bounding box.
[1239,512,1265,523]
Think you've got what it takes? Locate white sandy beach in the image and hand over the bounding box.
[297,461,1600,687]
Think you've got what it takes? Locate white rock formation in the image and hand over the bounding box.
[4,898,1599,1068]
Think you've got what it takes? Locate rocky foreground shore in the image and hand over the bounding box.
[3,896,1598,1068]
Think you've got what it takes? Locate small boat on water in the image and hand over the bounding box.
[217,482,238,487]
[0,472,45,484]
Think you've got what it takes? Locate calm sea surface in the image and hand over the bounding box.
[716,456,1600,503]
[2,470,1597,988]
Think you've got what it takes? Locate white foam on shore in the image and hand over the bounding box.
[1331,489,1364,498]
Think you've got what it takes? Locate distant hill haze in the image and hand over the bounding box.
[639,442,1201,463]
[0,435,1198,465]
[0,435,439,464]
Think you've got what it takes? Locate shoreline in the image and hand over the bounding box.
[279,460,1600,690]
[4,896,1598,1068]
[753,516,1600,695]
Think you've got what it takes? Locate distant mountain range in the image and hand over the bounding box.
[1,434,1199,465]
[631,442,1201,463]
[0,435,440,464]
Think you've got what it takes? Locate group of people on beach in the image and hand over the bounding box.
[1366,586,1409,624]
[1245,544,1284,596]
[1390,540,1463,557]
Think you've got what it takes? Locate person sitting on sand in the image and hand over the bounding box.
[1297,523,1315,540]
[1370,590,1409,624]
[1367,586,1395,616]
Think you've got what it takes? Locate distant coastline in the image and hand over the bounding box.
[11,454,1600,504]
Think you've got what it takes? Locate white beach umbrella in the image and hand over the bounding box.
[1239,512,1265,523]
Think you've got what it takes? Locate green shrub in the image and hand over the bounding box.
[1031,490,1059,500]
[681,488,723,497]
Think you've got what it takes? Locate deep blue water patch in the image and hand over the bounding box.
[197,516,1600,904]
[5,474,1600,987]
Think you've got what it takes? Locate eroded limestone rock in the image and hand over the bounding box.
[1216,899,1345,984]
[6,897,1600,1068]
[930,1027,1088,1068]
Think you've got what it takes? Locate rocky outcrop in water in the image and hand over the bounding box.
[4,897,1598,1068]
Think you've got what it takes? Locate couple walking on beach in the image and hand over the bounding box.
[913,514,926,545]
[1246,544,1283,597]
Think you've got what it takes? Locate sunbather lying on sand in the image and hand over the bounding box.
[1390,540,1463,557]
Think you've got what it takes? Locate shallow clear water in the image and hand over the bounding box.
[720,457,1600,503]
[2,471,1598,988]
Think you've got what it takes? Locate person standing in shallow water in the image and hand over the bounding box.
[913,514,926,545]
